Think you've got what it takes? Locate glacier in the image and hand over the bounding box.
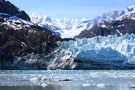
[10,34,135,70]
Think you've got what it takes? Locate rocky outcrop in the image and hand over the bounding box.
[0,0,30,21]
[76,12,135,39]
[76,18,135,39]
[0,0,61,69]
[0,14,60,59]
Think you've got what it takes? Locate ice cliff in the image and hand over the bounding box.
[11,34,135,70]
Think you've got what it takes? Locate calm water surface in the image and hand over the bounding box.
[0,70,135,90]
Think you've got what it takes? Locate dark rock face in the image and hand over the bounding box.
[0,17,61,58]
[0,0,61,69]
[76,18,135,39]
[0,15,61,69]
[0,0,30,21]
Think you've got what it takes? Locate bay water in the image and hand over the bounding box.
[0,70,135,90]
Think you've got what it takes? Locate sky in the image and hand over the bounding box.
[9,0,135,19]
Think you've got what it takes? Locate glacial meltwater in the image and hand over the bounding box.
[0,70,135,90]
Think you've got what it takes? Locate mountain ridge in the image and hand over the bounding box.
[76,10,135,38]
[31,5,135,38]
[0,0,30,21]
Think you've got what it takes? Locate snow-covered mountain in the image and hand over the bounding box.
[76,9,135,39]
[31,6,135,38]
[31,13,81,37]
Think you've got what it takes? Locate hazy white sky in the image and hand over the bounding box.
[10,0,135,19]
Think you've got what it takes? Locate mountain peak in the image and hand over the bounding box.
[127,5,135,9]
[31,13,53,25]
[126,5,135,12]
[43,15,52,22]
[0,0,30,21]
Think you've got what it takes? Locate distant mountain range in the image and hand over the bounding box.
[31,6,135,38]
[76,11,135,38]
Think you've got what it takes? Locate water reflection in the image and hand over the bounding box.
[0,84,134,90]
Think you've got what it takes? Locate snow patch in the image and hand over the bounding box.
[0,13,36,33]
[116,29,123,36]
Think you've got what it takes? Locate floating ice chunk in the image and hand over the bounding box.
[82,84,91,87]
[41,84,48,87]
[97,84,105,88]
[30,77,50,81]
